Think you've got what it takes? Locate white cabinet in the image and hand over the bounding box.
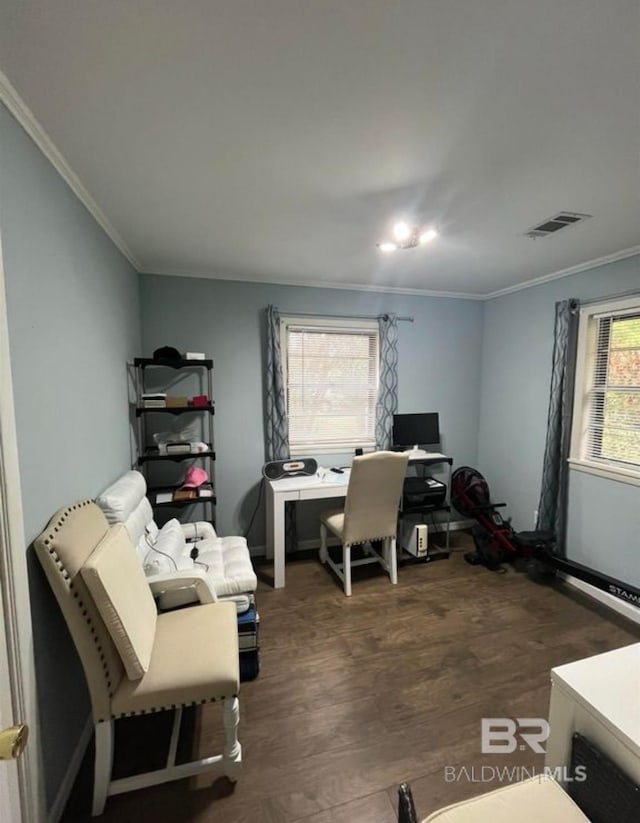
[546,643,640,785]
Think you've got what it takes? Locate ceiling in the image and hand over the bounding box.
[1,0,639,297]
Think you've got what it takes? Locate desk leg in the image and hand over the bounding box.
[265,482,274,560]
[273,494,286,589]
[265,485,288,589]
[266,483,287,589]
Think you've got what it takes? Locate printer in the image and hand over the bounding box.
[402,475,447,508]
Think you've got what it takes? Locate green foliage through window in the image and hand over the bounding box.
[587,312,640,468]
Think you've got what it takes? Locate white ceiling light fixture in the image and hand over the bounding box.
[419,227,439,245]
[377,222,439,252]
[393,221,412,242]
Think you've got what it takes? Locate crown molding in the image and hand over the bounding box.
[0,70,141,271]
[144,246,640,301]
[483,245,640,300]
[142,266,485,300]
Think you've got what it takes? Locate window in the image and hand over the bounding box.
[281,317,379,453]
[571,296,640,482]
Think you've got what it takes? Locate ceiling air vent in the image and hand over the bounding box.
[524,212,591,239]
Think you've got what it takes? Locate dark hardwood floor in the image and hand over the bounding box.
[62,534,639,822]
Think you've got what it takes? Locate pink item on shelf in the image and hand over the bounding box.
[181,466,209,488]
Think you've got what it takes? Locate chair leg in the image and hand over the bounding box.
[222,696,242,782]
[93,720,114,816]
[389,536,398,585]
[319,523,328,564]
[344,543,352,596]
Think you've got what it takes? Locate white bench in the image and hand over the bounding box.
[96,470,257,612]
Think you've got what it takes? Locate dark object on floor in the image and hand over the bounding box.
[569,732,640,823]
[469,524,509,571]
[239,649,260,681]
[397,782,419,823]
[451,465,554,571]
[526,557,557,583]
[238,603,260,681]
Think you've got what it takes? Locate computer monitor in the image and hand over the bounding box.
[392,412,440,449]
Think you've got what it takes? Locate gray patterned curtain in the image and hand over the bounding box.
[265,305,289,461]
[536,298,580,555]
[375,313,399,449]
[264,305,297,552]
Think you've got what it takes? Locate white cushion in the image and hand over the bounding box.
[157,536,257,609]
[125,497,156,549]
[320,508,345,539]
[81,524,157,680]
[142,519,191,575]
[95,470,147,524]
[198,536,258,597]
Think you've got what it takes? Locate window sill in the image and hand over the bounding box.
[568,458,640,487]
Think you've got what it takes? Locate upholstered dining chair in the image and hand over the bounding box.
[396,778,593,822]
[319,450,409,596]
[34,500,241,816]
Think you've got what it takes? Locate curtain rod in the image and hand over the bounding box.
[579,287,640,307]
[278,309,414,322]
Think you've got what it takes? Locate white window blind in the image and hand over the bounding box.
[584,310,640,468]
[283,320,379,452]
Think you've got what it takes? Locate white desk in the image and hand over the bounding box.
[545,642,640,785]
[265,452,451,588]
[265,469,350,589]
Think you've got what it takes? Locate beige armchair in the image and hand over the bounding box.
[319,451,409,595]
[34,500,241,816]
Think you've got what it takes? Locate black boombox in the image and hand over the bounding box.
[262,457,318,481]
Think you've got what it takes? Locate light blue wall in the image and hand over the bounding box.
[140,274,484,543]
[0,103,141,810]
[478,254,640,585]
[566,470,640,585]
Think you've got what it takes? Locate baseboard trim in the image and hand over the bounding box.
[249,519,473,557]
[48,716,92,823]
[562,574,640,627]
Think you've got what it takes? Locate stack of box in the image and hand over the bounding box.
[237,597,260,681]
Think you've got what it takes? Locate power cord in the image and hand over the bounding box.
[143,533,179,571]
[244,477,265,539]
